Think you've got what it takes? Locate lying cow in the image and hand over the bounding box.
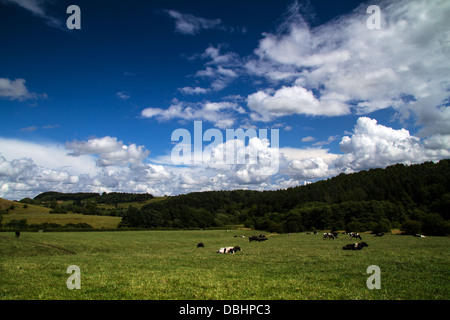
[197,242,204,248]
[415,234,426,238]
[342,242,369,250]
[249,235,268,242]
[217,246,242,254]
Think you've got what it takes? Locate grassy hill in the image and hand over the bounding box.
[0,197,121,229]
[1,213,121,229]
[0,198,51,214]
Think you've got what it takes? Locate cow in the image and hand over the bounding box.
[374,233,385,237]
[249,235,268,242]
[415,234,426,238]
[197,242,204,248]
[342,242,369,250]
[217,246,242,254]
[15,231,20,238]
[323,232,335,239]
[349,232,362,240]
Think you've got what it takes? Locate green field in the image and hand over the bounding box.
[0,230,449,300]
[2,213,121,229]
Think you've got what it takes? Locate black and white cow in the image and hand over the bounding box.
[323,232,336,239]
[349,232,362,240]
[342,242,369,250]
[217,246,242,254]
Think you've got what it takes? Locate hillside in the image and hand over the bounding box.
[121,160,450,235]
[0,198,51,214]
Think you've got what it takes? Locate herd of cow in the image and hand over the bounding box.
[197,232,377,254]
[322,232,370,250]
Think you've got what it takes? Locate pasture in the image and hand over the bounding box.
[0,230,449,300]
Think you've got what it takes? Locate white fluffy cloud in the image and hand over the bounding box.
[141,100,244,129]
[335,117,429,171]
[247,85,350,120]
[66,136,149,167]
[245,0,450,140]
[0,78,33,100]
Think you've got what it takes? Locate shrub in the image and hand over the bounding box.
[401,220,422,235]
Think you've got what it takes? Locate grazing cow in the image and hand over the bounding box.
[217,246,242,254]
[323,232,335,240]
[349,232,362,240]
[15,231,20,238]
[342,242,369,250]
[197,242,204,248]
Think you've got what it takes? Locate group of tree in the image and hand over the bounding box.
[29,191,154,205]
[18,192,155,216]
[119,160,450,235]
[2,218,93,230]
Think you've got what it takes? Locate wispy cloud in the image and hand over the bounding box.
[1,0,64,29]
[165,9,223,35]
[116,91,130,100]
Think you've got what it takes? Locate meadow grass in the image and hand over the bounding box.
[0,230,448,300]
[2,213,121,229]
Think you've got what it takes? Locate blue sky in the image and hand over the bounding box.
[0,0,449,199]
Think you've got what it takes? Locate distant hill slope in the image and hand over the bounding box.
[120,160,450,234]
[0,198,51,214]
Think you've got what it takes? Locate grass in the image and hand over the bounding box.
[0,230,449,300]
[0,198,51,214]
[2,213,121,229]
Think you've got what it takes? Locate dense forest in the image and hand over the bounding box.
[120,160,450,235]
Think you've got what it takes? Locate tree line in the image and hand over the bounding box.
[31,191,154,204]
[120,160,450,235]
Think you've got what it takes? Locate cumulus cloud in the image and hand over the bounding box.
[335,117,431,171]
[141,100,244,129]
[66,136,150,167]
[0,78,34,100]
[247,85,350,121]
[0,153,81,199]
[245,0,450,138]
[0,137,98,176]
